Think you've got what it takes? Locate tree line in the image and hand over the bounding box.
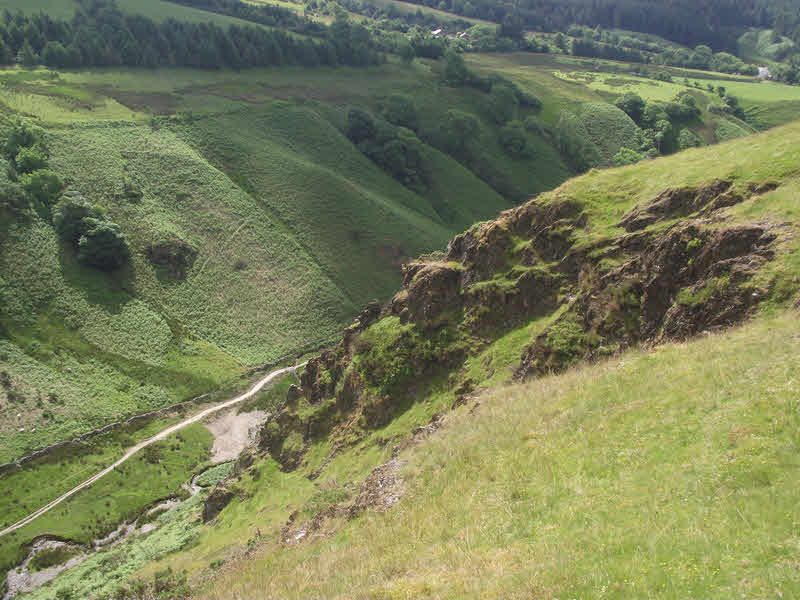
[562,27,758,75]
[384,0,778,51]
[0,0,379,70]
[164,0,327,36]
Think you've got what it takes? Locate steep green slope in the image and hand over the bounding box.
[0,78,522,464]
[4,52,795,596]
[172,104,507,303]
[198,310,800,600]
[44,120,796,600]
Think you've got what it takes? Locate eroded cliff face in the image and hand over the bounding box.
[254,179,785,473]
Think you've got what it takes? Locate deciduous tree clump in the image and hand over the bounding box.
[54,194,130,271]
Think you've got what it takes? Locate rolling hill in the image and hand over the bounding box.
[16,117,799,600]
[1,0,799,594]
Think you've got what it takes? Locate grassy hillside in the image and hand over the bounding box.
[469,52,800,137]
[171,104,492,302]
[0,55,572,592]
[1,43,797,596]
[24,119,796,600]
[198,309,800,600]
[0,59,569,463]
[738,29,795,64]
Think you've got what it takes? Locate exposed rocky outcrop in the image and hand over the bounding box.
[256,179,787,476]
[619,179,779,232]
[517,222,777,378]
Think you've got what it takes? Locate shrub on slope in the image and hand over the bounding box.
[577,102,641,166]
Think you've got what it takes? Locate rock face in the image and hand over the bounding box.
[258,179,785,473]
[403,263,462,325]
[517,221,776,378]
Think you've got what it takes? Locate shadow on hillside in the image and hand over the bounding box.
[58,240,137,315]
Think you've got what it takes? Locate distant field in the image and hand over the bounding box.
[555,71,800,105]
[115,0,268,26]
[246,0,367,23]
[553,70,699,102]
[368,0,490,25]
[0,0,76,18]
[0,0,268,27]
[719,79,800,103]
[468,53,800,134]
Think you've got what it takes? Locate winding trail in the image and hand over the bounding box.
[0,364,304,540]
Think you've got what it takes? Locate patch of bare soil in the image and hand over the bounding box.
[94,87,181,114]
[279,413,454,545]
[281,458,407,546]
[205,409,266,464]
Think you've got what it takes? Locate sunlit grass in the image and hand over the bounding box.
[0,88,142,123]
[197,310,800,599]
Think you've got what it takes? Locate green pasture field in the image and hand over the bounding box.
[367,0,490,25]
[468,53,800,135]
[467,53,631,125]
[553,69,706,102]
